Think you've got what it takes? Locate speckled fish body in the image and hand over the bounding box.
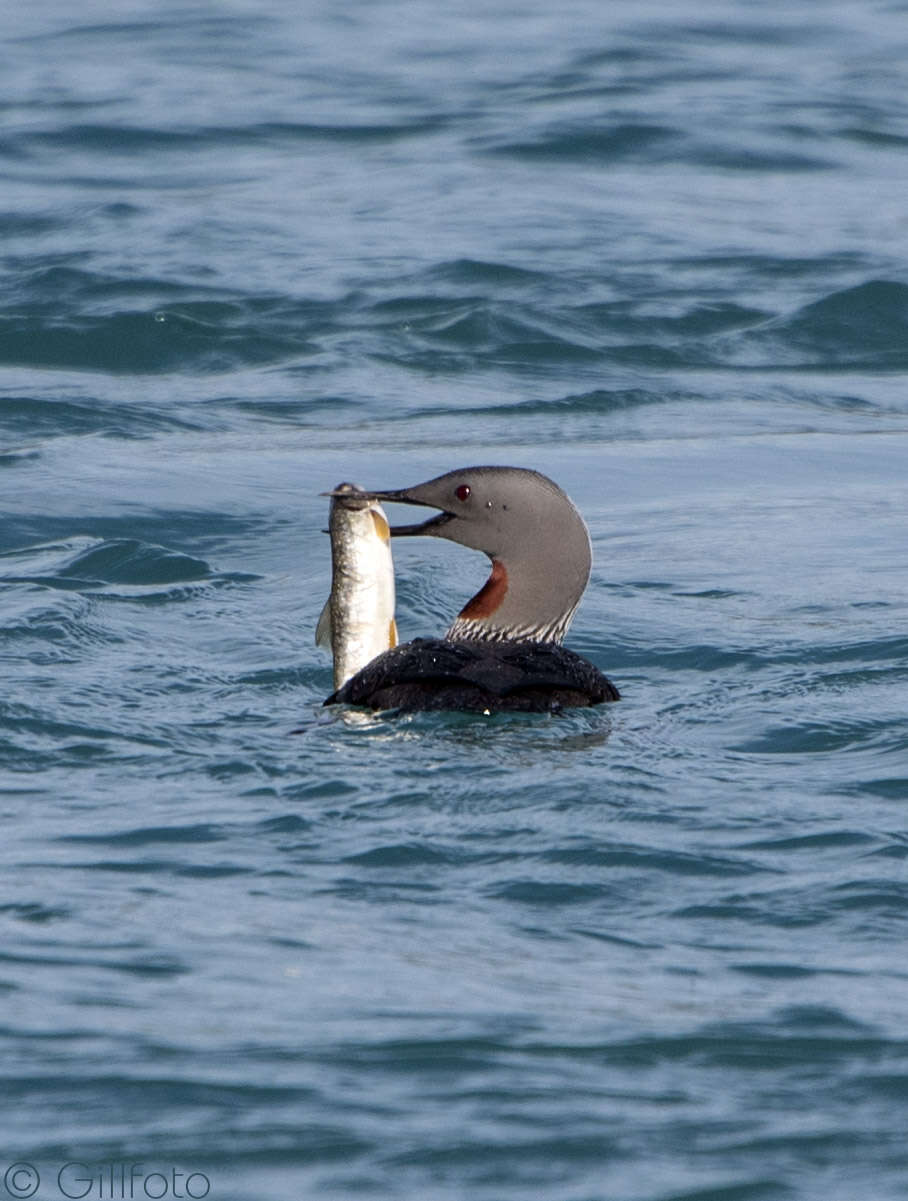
[316,483,397,690]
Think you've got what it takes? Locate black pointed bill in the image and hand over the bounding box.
[358,487,455,537]
[386,511,454,536]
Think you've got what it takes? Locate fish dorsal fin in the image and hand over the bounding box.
[315,596,332,648]
[389,617,398,648]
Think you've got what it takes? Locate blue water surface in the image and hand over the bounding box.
[2,2,908,1199]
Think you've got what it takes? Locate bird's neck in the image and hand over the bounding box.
[445,558,578,645]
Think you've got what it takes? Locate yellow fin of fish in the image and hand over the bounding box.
[389,618,398,648]
[371,509,391,542]
[315,596,332,648]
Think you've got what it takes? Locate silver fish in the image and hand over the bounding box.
[316,482,398,690]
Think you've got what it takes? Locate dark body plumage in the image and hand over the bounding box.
[325,637,620,713]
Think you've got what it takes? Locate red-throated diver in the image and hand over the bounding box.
[323,466,620,712]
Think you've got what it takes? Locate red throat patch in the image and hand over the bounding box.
[458,559,509,619]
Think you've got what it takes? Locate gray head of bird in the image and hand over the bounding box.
[365,465,592,644]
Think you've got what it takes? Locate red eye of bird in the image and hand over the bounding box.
[455,484,471,502]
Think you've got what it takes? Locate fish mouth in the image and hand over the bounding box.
[360,488,455,537]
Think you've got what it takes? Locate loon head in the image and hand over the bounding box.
[368,466,592,644]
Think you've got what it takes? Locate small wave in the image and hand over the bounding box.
[15,119,444,160]
[541,843,763,878]
[0,447,41,467]
[0,211,62,236]
[575,299,768,339]
[403,388,664,422]
[0,901,71,924]
[0,394,205,440]
[365,298,606,369]
[0,308,312,374]
[58,822,227,847]
[0,537,210,589]
[719,280,908,370]
[842,125,908,150]
[0,268,339,374]
[488,121,677,163]
[685,142,833,171]
[58,539,211,587]
[780,280,908,359]
[423,258,553,287]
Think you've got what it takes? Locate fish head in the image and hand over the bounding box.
[323,482,392,541]
[323,481,373,510]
